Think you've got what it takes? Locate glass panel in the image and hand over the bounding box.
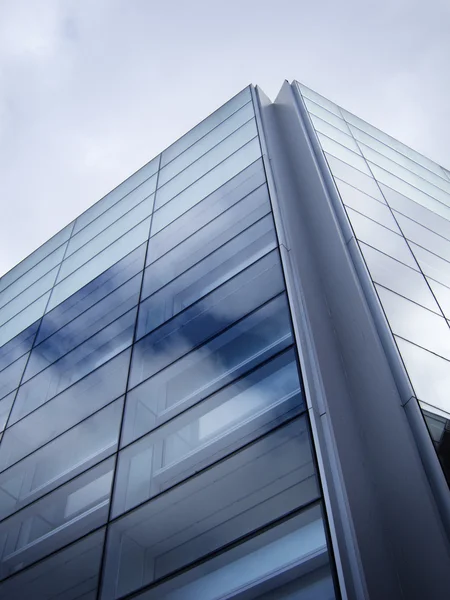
[0,393,14,432]
[0,224,72,294]
[37,244,146,345]
[345,208,418,269]
[0,322,38,373]
[159,102,254,187]
[123,294,293,447]
[341,108,446,179]
[0,399,123,521]
[380,183,450,241]
[335,179,400,232]
[427,278,450,319]
[155,120,258,210]
[145,186,271,295]
[0,245,65,310]
[319,135,372,176]
[114,349,302,517]
[369,163,450,222]
[47,218,151,311]
[304,98,351,133]
[101,419,319,599]
[298,83,342,116]
[351,125,450,195]
[151,139,261,234]
[394,213,450,263]
[360,243,440,313]
[2,348,130,464]
[73,156,159,234]
[147,160,266,263]
[25,273,141,381]
[11,309,136,423]
[396,338,450,416]
[67,175,157,257]
[0,268,58,327]
[376,286,450,361]
[58,195,154,283]
[161,88,251,167]
[409,242,450,288]
[0,292,50,348]
[310,115,360,152]
[0,528,105,600]
[138,216,277,337]
[423,411,450,486]
[130,250,285,387]
[0,353,28,402]
[134,506,334,600]
[0,458,114,580]
[325,154,385,201]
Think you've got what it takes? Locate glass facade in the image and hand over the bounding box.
[298,81,450,485]
[0,88,336,599]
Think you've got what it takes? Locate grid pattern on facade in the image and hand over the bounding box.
[298,81,450,483]
[0,88,335,599]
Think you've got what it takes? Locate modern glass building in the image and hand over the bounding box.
[0,82,450,599]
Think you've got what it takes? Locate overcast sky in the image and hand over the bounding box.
[1,0,449,276]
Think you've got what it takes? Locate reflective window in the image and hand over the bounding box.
[37,243,146,345]
[335,179,400,232]
[0,393,14,432]
[369,163,450,222]
[0,224,72,295]
[67,174,157,257]
[147,159,266,262]
[11,309,136,423]
[25,272,142,381]
[427,278,450,319]
[0,267,58,327]
[0,353,28,402]
[73,155,159,234]
[345,208,418,269]
[0,528,105,600]
[158,102,254,187]
[305,100,352,133]
[0,398,123,520]
[155,120,258,210]
[423,411,450,485]
[138,215,277,337]
[409,242,450,288]
[394,212,450,263]
[319,135,372,176]
[133,505,334,600]
[130,250,285,387]
[325,154,385,201]
[360,243,440,313]
[0,244,66,310]
[2,348,130,465]
[0,321,38,373]
[376,286,450,362]
[47,217,150,311]
[0,458,114,580]
[397,338,450,415]
[310,115,360,152]
[298,83,342,116]
[0,292,50,348]
[161,88,251,167]
[58,195,154,282]
[151,139,261,234]
[380,183,450,242]
[123,294,293,447]
[101,419,318,599]
[114,349,302,517]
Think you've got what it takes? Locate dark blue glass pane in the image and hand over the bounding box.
[123,294,293,446]
[36,243,146,345]
[10,309,136,424]
[0,321,39,373]
[0,354,28,402]
[130,250,284,389]
[24,273,142,381]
